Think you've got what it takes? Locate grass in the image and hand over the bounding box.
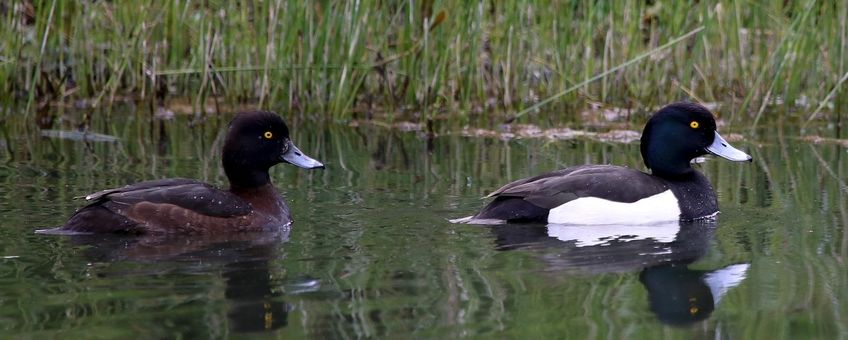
[1,0,847,129]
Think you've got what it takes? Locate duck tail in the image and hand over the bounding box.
[448,215,474,224]
[34,227,93,236]
[448,216,507,225]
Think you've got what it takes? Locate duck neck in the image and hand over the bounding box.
[648,159,696,179]
[641,134,699,178]
[223,157,273,190]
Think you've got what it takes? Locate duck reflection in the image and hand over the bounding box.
[641,262,749,325]
[66,230,307,333]
[490,219,749,326]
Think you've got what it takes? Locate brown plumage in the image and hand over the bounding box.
[39,111,324,235]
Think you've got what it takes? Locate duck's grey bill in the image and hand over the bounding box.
[282,142,325,169]
[707,132,752,162]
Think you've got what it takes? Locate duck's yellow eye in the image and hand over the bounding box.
[690,121,699,129]
[263,131,273,139]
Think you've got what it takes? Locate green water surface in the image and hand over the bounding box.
[0,108,845,339]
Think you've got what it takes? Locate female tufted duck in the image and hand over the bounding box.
[38,111,324,235]
[452,102,752,225]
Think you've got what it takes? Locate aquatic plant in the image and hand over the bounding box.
[1,0,846,128]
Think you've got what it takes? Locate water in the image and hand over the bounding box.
[0,109,846,338]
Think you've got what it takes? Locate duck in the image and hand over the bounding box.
[452,102,752,225]
[37,110,324,235]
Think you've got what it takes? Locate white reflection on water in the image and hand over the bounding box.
[546,220,681,248]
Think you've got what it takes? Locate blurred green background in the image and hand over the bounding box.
[2,0,847,130]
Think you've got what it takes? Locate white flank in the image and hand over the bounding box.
[703,263,750,305]
[547,190,681,225]
[546,220,681,247]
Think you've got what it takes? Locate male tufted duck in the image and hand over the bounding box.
[452,102,752,225]
[38,111,324,235]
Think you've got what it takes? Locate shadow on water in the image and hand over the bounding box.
[63,230,317,334]
[490,219,749,326]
